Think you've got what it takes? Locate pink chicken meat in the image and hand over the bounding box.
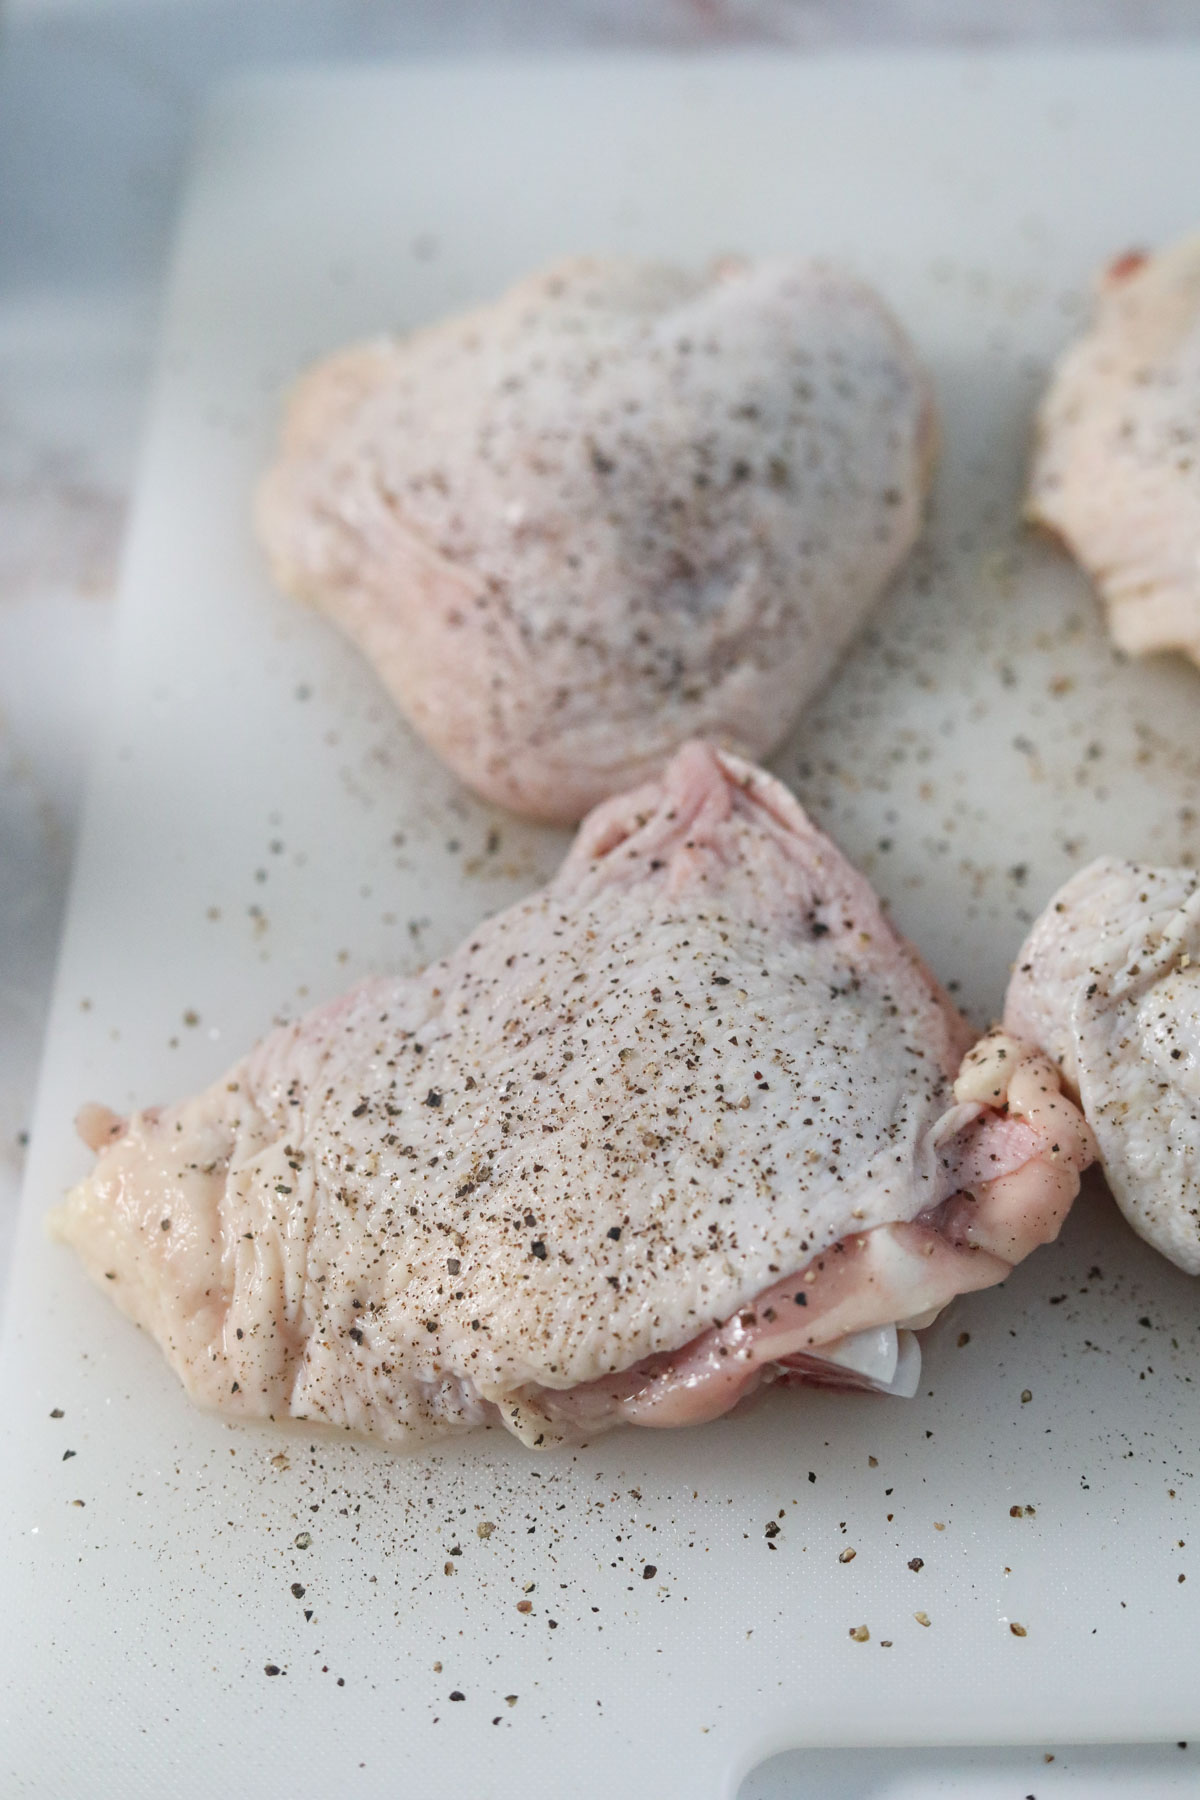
[52,746,1093,1447]
[1027,232,1200,663]
[256,256,934,824]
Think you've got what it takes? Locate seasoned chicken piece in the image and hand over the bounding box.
[1006,857,1200,1274]
[1028,232,1200,662]
[53,746,1092,1448]
[257,257,934,824]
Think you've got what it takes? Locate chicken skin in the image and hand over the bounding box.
[1006,857,1200,1275]
[257,257,934,823]
[53,746,1092,1448]
[1028,232,1200,664]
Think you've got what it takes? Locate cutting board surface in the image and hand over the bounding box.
[4,51,1200,1800]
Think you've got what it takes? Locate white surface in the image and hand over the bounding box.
[743,1741,1200,1798]
[5,46,1200,1800]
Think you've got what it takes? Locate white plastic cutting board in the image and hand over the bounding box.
[4,51,1200,1800]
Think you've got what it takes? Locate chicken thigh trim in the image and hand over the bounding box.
[257,255,935,823]
[515,1029,1094,1441]
[1005,856,1200,1274]
[53,745,1092,1446]
[1027,232,1200,663]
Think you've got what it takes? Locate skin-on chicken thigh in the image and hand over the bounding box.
[1027,232,1200,664]
[53,745,1092,1448]
[256,257,935,824]
[1006,857,1200,1275]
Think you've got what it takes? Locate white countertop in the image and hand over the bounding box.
[3,7,1199,1796]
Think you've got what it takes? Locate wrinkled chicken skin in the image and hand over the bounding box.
[1006,857,1200,1274]
[534,1030,1093,1436]
[52,746,1091,1448]
[1027,233,1200,663]
[257,256,934,823]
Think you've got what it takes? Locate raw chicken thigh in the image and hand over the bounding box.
[1006,857,1200,1274]
[1028,232,1200,663]
[257,257,934,824]
[53,746,1092,1448]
